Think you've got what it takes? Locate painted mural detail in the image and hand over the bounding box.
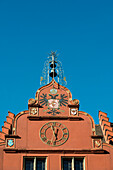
[70,108,77,115]
[30,108,37,115]
[48,99,59,109]
[94,139,102,149]
[39,92,68,115]
[6,138,15,148]
[8,139,14,147]
[40,122,69,146]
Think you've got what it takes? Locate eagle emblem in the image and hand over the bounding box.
[39,93,68,115]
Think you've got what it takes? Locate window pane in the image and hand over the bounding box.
[63,158,72,170]
[36,158,45,170]
[74,159,83,170]
[25,158,34,170]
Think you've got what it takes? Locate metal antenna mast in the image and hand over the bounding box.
[40,51,67,86]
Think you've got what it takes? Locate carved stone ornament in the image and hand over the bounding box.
[28,98,36,105]
[72,99,79,105]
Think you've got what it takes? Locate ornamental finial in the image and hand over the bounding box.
[40,51,67,86]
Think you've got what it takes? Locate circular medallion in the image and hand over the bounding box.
[40,122,69,146]
[50,88,57,94]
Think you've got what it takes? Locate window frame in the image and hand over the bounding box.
[23,156,47,170]
[61,157,85,170]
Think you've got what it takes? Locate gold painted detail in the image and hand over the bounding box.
[35,97,38,100]
[28,98,36,104]
[72,99,79,105]
[40,77,44,81]
[92,128,95,132]
[63,77,66,82]
[37,90,40,93]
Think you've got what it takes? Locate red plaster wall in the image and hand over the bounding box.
[3,153,21,170]
[16,113,92,150]
[87,155,108,170]
[0,146,3,170]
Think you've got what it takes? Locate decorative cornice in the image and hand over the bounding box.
[99,111,113,144]
[68,104,79,108]
[27,116,84,121]
[5,135,21,139]
[91,135,103,139]
[3,148,109,154]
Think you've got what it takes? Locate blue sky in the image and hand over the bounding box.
[0,0,113,130]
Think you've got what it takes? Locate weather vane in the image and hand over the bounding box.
[40,51,67,86]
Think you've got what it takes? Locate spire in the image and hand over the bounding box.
[40,51,67,86]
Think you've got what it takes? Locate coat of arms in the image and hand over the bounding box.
[48,99,59,109]
[39,92,68,115]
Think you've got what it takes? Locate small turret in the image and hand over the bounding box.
[40,51,67,86]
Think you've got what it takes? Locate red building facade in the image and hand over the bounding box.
[0,79,113,170]
[0,53,113,170]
